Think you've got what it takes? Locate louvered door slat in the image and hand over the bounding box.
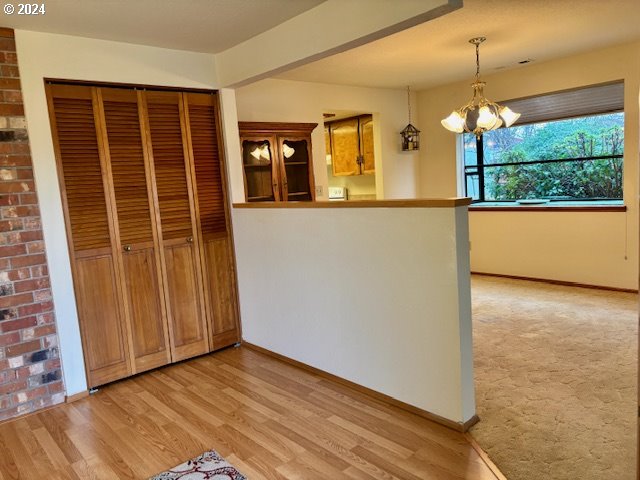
[146,99,192,240]
[52,96,111,252]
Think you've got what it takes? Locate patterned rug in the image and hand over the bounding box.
[149,450,247,479]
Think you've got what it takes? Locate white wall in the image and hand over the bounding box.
[234,78,420,202]
[418,41,640,289]
[15,30,220,395]
[233,204,475,424]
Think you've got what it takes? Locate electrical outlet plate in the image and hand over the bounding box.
[315,185,323,197]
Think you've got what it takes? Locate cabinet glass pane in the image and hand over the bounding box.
[242,140,275,201]
[283,140,311,201]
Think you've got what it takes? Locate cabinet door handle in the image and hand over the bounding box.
[123,245,132,252]
[187,236,194,244]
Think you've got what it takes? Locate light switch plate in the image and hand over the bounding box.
[315,185,323,197]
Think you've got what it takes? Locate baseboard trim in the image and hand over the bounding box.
[472,271,638,293]
[465,433,509,480]
[65,391,89,403]
[242,341,476,433]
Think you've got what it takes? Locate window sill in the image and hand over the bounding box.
[469,202,626,212]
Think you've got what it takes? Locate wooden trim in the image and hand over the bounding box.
[465,433,509,480]
[242,341,476,432]
[472,272,638,293]
[234,198,471,208]
[0,28,15,38]
[238,121,317,134]
[65,391,89,403]
[324,113,372,127]
[45,78,216,94]
[469,205,626,212]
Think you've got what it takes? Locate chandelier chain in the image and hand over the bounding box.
[407,86,411,124]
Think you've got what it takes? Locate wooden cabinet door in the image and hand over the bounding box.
[359,115,375,174]
[240,134,280,201]
[99,88,171,373]
[184,93,240,350]
[278,135,314,201]
[143,91,209,361]
[330,118,360,176]
[47,84,132,387]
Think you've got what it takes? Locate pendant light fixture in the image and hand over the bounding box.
[401,86,420,151]
[441,37,520,138]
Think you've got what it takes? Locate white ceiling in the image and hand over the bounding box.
[1,0,326,53]
[276,0,640,89]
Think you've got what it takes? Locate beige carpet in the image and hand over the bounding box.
[470,275,637,480]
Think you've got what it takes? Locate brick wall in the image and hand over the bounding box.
[0,28,64,421]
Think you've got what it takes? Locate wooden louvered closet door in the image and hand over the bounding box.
[47,84,132,387]
[99,88,171,373]
[184,93,240,350]
[143,91,210,361]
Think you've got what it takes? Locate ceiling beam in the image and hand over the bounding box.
[214,0,461,87]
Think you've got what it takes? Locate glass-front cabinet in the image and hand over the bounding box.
[239,122,316,202]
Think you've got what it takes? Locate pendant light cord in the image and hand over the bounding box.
[407,86,411,124]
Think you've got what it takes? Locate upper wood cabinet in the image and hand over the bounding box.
[47,83,241,388]
[327,114,375,176]
[239,122,317,202]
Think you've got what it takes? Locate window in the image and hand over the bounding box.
[463,82,624,204]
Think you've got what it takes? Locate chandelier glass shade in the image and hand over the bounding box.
[441,37,520,137]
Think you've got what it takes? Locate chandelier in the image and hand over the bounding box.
[441,37,520,137]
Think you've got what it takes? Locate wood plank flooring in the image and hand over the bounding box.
[0,346,500,479]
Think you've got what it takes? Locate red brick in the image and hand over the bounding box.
[37,313,54,325]
[26,241,44,254]
[0,380,26,395]
[0,38,15,51]
[23,218,40,230]
[13,386,47,404]
[0,292,33,309]
[45,357,60,370]
[0,331,19,346]
[2,205,38,217]
[19,193,38,205]
[0,66,19,78]
[0,219,22,231]
[3,53,17,65]
[0,143,29,155]
[33,290,51,303]
[0,28,15,39]
[0,194,18,206]
[14,278,49,293]
[3,91,21,103]
[0,155,31,167]
[10,254,45,268]
[18,301,52,317]
[0,180,31,193]
[1,316,37,333]
[30,265,47,278]
[47,381,64,395]
[5,340,40,356]
[16,168,32,180]
[0,103,23,116]
[0,257,8,269]
[7,268,30,281]
[0,231,20,245]
[19,231,41,242]
[0,243,26,256]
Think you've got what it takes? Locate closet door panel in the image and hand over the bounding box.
[101,88,170,372]
[185,93,240,349]
[75,255,129,385]
[145,91,209,360]
[47,84,131,387]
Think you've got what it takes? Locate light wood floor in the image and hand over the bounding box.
[0,346,500,479]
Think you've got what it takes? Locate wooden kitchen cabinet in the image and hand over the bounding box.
[239,122,317,202]
[327,114,374,176]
